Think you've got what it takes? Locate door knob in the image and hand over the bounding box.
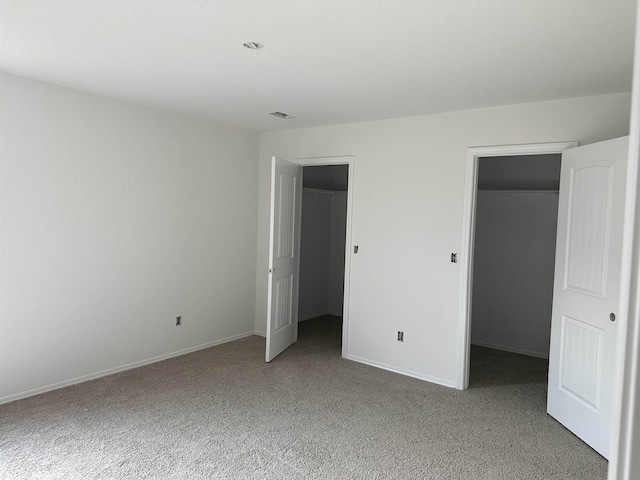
[610,313,616,322]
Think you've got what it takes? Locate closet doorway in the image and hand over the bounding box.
[298,165,349,350]
[458,141,578,389]
[470,154,561,363]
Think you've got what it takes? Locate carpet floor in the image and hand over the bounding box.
[0,315,607,479]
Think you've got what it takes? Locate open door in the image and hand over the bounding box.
[547,136,629,458]
[266,157,302,362]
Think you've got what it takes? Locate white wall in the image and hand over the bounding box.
[298,190,347,320]
[299,190,332,319]
[328,192,347,316]
[255,93,631,387]
[471,190,559,358]
[0,74,259,403]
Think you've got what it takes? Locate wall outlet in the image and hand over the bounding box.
[176,316,182,326]
[397,331,404,342]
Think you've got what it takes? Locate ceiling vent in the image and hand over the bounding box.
[243,41,263,49]
[269,112,295,120]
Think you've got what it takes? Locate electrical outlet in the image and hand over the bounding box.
[176,316,182,326]
[397,331,404,342]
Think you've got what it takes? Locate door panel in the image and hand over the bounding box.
[547,136,629,458]
[274,274,293,331]
[266,157,302,362]
[559,315,604,411]
[565,164,614,297]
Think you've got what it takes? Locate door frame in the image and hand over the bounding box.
[457,141,578,390]
[610,5,640,476]
[294,155,355,358]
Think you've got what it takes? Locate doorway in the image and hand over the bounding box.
[458,142,578,389]
[462,138,629,458]
[265,155,355,361]
[298,165,349,350]
[470,154,561,362]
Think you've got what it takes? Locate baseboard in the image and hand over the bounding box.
[471,340,549,359]
[254,330,266,337]
[344,353,456,389]
[0,330,256,405]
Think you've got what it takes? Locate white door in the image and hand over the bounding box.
[547,136,629,458]
[266,157,302,362]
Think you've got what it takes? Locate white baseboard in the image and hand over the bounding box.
[0,330,256,405]
[471,340,549,359]
[254,330,266,337]
[344,353,456,389]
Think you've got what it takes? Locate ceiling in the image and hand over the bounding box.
[0,1,635,132]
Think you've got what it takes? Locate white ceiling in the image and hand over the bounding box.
[0,1,635,132]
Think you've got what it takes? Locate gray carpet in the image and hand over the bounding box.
[0,315,607,479]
